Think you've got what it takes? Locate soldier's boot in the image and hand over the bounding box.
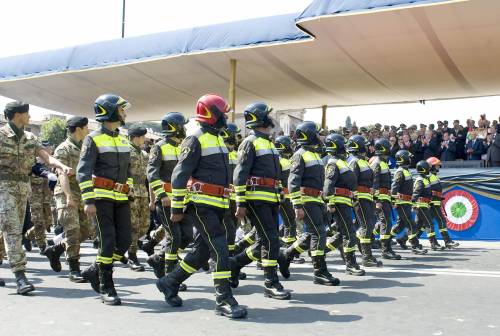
[127,253,145,272]
[165,260,187,292]
[68,259,86,283]
[429,236,445,251]
[38,243,47,255]
[263,267,291,300]
[98,264,121,306]
[345,252,366,276]
[44,243,65,272]
[0,278,4,287]
[312,256,340,286]
[147,252,165,278]
[156,266,191,307]
[141,238,159,256]
[381,239,402,260]
[214,278,248,319]
[396,234,409,250]
[409,237,428,255]
[22,237,32,252]
[277,248,299,280]
[360,243,383,267]
[441,231,459,248]
[81,262,100,293]
[14,271,35,295]
[229,253,252,289]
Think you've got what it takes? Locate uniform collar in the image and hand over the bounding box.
[100,125,120,137]
[200,125,220,136]
[252,130,270,140]
[130,141,142,151]
[67,136,82,149]
[7,121,25,140]
[165,137,179,146]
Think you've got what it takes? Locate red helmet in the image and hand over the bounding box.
[426,157,441,167]
[195,94,230,127]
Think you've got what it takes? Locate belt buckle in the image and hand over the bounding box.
[248,176,258,186]
[223,188,231,198]
[190,182,202,194]
[114,183,126,193]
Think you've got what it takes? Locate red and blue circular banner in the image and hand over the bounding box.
[442,190,479,231]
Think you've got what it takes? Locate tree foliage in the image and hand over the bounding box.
[40,118,67,147]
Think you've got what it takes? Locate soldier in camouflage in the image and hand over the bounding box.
[126,125,150,272]
[0,232,5,286]
[0,101,72,294]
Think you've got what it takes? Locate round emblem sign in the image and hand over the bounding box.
[442,190,479,231]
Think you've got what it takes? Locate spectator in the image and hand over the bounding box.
[465,130,485,160]
[422,130,442,160]
[440,131,457,161]
[389,135,400,158]
[487,121,500,167]
[451,120,467,160]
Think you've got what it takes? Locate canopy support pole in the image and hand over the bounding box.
[321,105,327,131]
[229,59,237,122]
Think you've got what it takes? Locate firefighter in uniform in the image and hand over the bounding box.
[147,112,193,290]
[77,94,133,305]
[371,139,401,260]
[323,133,365,276]
[229,102,291,299]
[126,125,150,271]
[156,94,247,319]
[347,135,382,267]
[413,160,443,251]
[274,136,299,247]
[390,150,428,254]
[279,121,340,286]
[43,116,93,282]
[0,101,72,294]
[426,157,459,249]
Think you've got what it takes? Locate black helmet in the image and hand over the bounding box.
[161,112,188,139]
[324,133,346,155]
[94,94,130,123]
[416,160,431,175]
[274,135,293,156]
[346,135,367,153]
[395,149,412,167]
[295,121,321,146]
[244,102,274,129]
[220,123,241,145]
[374,138,391,155]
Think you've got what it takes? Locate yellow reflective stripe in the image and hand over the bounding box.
[228,245,236,251]
[235,195,246,203]
[326,242,336,251]
[112,253,123,261]
[212,271,231,279]
[377,194,391,201]
[165,253,177,261]
[359,238,371,244]
[428,232,436,237]
[281,237,296,243]
[408,233,418,239]
[292,241,305,254]
[244,234,255,245]
[310,250,324,256]
[154,188,165,197]
[261,259,278,267]
[245,190,280,202]
[127,178,133,185]
[431,201,442,206]
[380,235,391,240]
[96,256,113,264]
[414,203,430,208]
[82,192,96,200]
[179,260,197,274]
[356,192,374,201]
[79,181,93,189]
[172,188,187,196]
[289,191,301,198]
[329,196,353,206]
[234,185,246,192]
[291,198,303,206]
[245,248,259,262]
[94,188,128,201]
[171,200,184,209]
[150,180,162,188]
[439,228,448,233]
[344,246,357,253]
[302,195,324,204]
[189,194,229,208]
[395,200,412,205]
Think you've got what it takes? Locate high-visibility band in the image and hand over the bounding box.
[359,238,371,244]
[96,256,113,264]
[310,250,324,256]
[428,232,436,237]
[179,260,197,274]
[431,201,442,206]
[244,234,255,245]
[390,230,398,236]
[281,237,296,243]
[395,200,412,205]
[292,241,305,254]
[94,188,128,201]
[82,192,96,200]
[380,235,391,240]
[127,178,133,185]
[154,188,165,197]
[439,228,448,233]
[291,197,303,206]
[245,248,259,262]
[326,243,336,251]
[150,180,162,188]
[376,194,392,201]
[344,246,357,253]
[189,194,229,209]
[289,191,301,199]
[373,229,380,235]
[228,244,236,251]
[245,190,280,202]
[212,271,232,279]
[234,185,247,192]
[172,188,187,197]
[165,253,178,261]
[261,259,278,267]
[414,202,430,208]
[302,195,324,204]
[97,146,130,154]
[171,200,184,209]
[79,181,93,189]
[408,233,417,239]
[235,195,246,203]
[112,253,123,261]
[357,192,374,201]
[420,228,426,232]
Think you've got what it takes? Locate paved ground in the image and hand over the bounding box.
[1,241,499,336]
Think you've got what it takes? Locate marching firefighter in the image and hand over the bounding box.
[347,135,382,267]
[390,150,427,254]
[323,133,365,276]
[77,94,133,305]
[413,160,443,251]
[371,139,401,260]
[147,112,193,289]
[229,102,291,299]
[156,94,247,319]
[278,121,340,286]
[426,157,459,249]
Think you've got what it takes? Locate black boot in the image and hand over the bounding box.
[263,267,291,299]
[396,235,408,250]
[38,244,47,255]
[44,243,65,272]
[229,254,252,288]
[381,239,402,260]
[98,264,121,306]
[14,271,35,295]
[22,237,32,252]
[166,260,187,292]
[361,243,382,267]
[142,238,158,256]
[410,237,428,255]
[0,278,4,287]
[127,253,145,272]
[156,266,191,307]
[371,239,381,250]
[214,279,247,318]
[312,256,340,286]
[345,252,365,276]
[445,240,460,249]
[68,259,86,283]
[429,236,445,251]
[277,248,297,279]
[81,262,100,293]
[147,252,165,278]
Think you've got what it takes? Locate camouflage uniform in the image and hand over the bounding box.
[0,123,42,273]
[128,143,150,254]
[53,137,93,260]
[0,231,5,260]
[26,173,52,247]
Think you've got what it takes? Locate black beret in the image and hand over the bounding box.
[67,116,88,128]
[409,124,417,130]
[374,123,382,129]
[4,101,29,114]
[128,125,147,137]
[420,124,427,128]
[399,123,407,128]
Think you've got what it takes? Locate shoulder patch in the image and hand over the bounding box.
[181,147,191,156]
